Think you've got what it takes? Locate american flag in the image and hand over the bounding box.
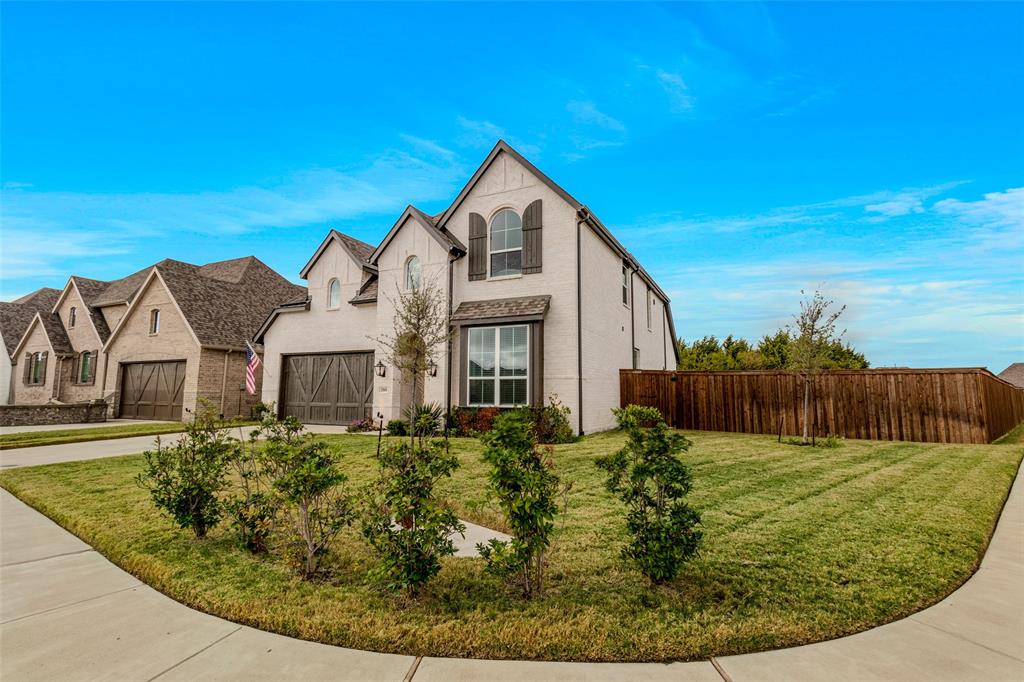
[245,344,261,395]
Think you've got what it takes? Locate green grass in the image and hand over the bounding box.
[0,431,1020,662]
[0,420,256,450]
[994,422,1024,445]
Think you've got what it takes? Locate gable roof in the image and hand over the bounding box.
[50,277,113,343]
[0,288,61,357]
[368,205,467,265]
[10,311,75,360]
[299,230,376,280]
[998,363,1024,389]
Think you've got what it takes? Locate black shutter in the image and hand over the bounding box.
[40,351,48,384]
[522,199,542,274]
[468,212,487,281]
[89,350,98,383]
[23,353,32,384]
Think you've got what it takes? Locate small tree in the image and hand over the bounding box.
[596,405,702,585]
[223,411,284,553]
[265,417,354,579]
[787,288,847,445]
[361,439,463,595]
[373,277,451,444]
[477,411,561,598]
[137,405,232,539]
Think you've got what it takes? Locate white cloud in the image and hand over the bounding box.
[454,116,542,158]
[655,69,695,112]
[566,100,626,132]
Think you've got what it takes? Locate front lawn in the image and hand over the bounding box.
[0,431,1019,661]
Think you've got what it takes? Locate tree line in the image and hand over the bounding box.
[676,330,868,371]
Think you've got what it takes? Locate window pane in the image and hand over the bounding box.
[80,353,91,383]
[468,328,495,377]
[469,379,495,405]
[505,250,521,274]
[499,326,528,376]
[506,227,522,249]
[500,379,527,405]
[490,252,506,277]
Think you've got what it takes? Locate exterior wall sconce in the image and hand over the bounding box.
[375,360,386,378]
[427,360,438,377]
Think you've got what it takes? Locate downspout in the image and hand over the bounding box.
[446,251,454,417]
[629,266,636,368]
[576,208,587,435]
[220,349,230,417]
[662,302,668,369]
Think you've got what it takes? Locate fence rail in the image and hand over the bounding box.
[619,368,1024,444]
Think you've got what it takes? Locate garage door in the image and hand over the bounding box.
[119,361,186,420]
[280,352,374,425]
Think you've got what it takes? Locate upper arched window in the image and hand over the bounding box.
[489,209,522,277]
[404,256,421,290]
[327,279,341,309]
[149,309,161,334]
[69,306,77,328]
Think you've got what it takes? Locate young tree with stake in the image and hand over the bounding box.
[788,287,847,445]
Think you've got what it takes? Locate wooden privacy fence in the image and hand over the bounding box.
[619,368,1024,445]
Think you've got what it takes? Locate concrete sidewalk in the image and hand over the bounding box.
[1,464,1021,680]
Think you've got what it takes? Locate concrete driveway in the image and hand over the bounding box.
[1,445,1021,680]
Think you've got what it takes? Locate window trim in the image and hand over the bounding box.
[466,324,529,407]
[149,309,161,335]
[404,255,421,291]
[646,288,653,331]
[622,265,630,308]
[327,278,341,310]
[488,208,523,279]
[77,351,93,385]
[28,352,45,385]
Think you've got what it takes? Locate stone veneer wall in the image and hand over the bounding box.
[0,400,108,427]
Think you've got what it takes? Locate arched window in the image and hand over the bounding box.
[78,351,92,384]
[404,256,421,290]
[69,306,77,328]
[149,309,161,334]
[490,209,522,277]
[327,279,341,309]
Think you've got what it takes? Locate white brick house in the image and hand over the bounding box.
[256,141,678,434]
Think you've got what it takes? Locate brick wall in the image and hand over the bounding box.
[196,348,262,419]
[0,400,108,427]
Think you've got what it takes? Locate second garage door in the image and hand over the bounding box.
[119,361,186,420]
[280,352,374,425]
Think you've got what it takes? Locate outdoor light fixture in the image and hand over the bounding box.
[428,360,438,377]
[375,360,386,377]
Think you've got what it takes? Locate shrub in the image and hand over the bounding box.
[596,404,702,584]
[477,411,562,598]
[386,419,409,437]
[137,407,232,539]
[263,416,354,578]
[223,414,280,552]
[348,417,376,433]
[361,439,463,595]
[252,401,273,419]
[404,402,444,440]
[452,406,500,436]
[517,394,577,444]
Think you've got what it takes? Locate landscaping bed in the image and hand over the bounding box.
[0,430,1019,662]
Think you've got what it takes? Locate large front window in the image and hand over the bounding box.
[489,209,522,277]
[468,325,528,406]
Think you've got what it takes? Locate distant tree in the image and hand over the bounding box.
[756,330,792,369]
[788,288,848,444]
[677,327,868,373]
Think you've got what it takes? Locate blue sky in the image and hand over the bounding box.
[2,2,1022,371]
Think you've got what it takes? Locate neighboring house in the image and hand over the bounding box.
[8,257,303,421]
[257,140,678,434]
[0,288,62,404]
[998,363,1024,389]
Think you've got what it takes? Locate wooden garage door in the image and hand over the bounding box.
[280,352,374,425]
[119,361,186,420]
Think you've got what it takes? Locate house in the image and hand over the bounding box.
[256,140,678,434]
[8,257,303,421]
[998,363,1024,389]
[0,288,62,404]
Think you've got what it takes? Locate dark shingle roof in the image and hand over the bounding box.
[998,363,1024,389]
[37,313,74,355]
[349,275,378,304]
[335,232,375,264]
[451,295,551,322]
[68,277,113,342]
[151,257,305,349]
[89,267,153,307]
[0,288,61,356]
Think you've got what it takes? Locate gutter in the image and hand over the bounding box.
[446,252,454,418]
